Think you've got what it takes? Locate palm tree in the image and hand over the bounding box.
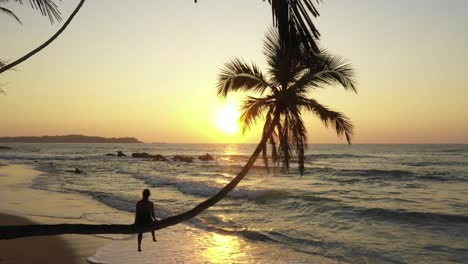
[0,0,85,74]
[0,29,356,239]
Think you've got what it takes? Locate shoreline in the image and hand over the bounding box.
[0,164,111,264]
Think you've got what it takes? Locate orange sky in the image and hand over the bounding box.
[1,0,467,143]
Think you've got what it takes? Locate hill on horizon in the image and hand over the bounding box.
[0,135,142,143]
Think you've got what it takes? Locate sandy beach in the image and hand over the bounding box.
[0,165,110,264]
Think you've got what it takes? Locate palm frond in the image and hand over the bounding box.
[298,97,353,143]
[289,108,308,175]
[277,114,293,172]
[239,96,273,134]
[8,0,61,23]
[268,0,322,54]
[314,53,357,92]
[217,58,271,98]
[292,52,357,94]
[261,109,274,171]
[0,6,22,24]
[263,28,300,91]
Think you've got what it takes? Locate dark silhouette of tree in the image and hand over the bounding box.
[0,29,356,240]
[0,0,85,74]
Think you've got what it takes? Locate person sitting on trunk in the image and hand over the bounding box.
[135,189,157,252]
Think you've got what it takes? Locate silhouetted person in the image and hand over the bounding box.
[135,189,157,252]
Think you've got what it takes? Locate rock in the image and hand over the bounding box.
[0,146,12,150]
[132,152,169,161]
[117,151,127,157]
[66,168,83,174]
[131,152,154,159]
[198,153,214,161]
[105,153,116,156]
[173,155,194,163]
[152,154,167,161]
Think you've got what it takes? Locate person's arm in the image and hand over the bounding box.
[151,202,156,222]
[134,203,139,224]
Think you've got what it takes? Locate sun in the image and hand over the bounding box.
[215,105,240,134]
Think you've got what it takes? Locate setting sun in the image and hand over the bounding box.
[215,105,240,134]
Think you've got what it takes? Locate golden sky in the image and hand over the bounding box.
[1,0,467,143]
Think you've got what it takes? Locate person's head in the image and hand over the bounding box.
[142,189,151,200]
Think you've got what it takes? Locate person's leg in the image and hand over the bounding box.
[138,232,143,252]
[151,230,156,242]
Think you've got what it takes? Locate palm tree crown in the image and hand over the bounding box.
[218,29,357,175]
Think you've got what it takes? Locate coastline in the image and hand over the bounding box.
[0,164,111,264]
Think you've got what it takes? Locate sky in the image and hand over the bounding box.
[1,0,467,144]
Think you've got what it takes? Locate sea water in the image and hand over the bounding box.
[0,144,467,263]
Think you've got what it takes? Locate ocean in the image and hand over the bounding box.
[1,143,467,263]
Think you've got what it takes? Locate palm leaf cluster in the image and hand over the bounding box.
[268,0,322,55]
[0,0,61,24]
[217,29,357,175]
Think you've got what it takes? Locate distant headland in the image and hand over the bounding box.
[0,135,142,143]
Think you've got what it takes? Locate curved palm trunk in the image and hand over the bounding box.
[0,0,85,74]
[0,114,280,240]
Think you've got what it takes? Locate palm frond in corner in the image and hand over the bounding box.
[0,6,22,24]
[3,0,62,23]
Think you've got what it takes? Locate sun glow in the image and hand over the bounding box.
[215,105,240,134]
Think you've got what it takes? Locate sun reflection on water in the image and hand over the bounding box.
[224,144,240,156]
[202,233,246,263]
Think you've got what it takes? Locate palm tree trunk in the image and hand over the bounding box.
[0,114,280,240]
[0,0,85,74]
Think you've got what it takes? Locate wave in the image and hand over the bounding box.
[439,148,468,153]
[342,169,413,178]
[404,161,468,167]
[306,153,377,159]
[196,221,339,253]
[360,208,468,224]
[310,167,467,183]
[308,167,414,179]
[418,175,448,181]
[168,180,289,201]
[121,171,290,201]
